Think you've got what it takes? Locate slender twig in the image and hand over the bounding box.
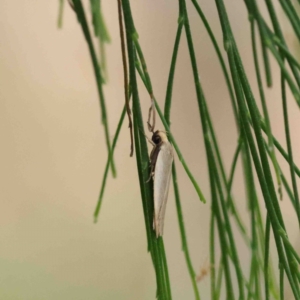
[71,0,116,177]
[117,0,134,156]
[57,0,64,28]
[94,105,127,221]
[163,11,200,298]
[133,39,156,132]
[281,73,300,225]
[214,0,300,296]
[122,0,172,298]
[250,19,282,199]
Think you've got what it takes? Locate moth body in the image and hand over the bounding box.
[150,130,173,237]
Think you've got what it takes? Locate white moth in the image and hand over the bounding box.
[149,130,174,237]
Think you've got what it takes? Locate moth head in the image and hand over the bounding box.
[152,130,168,145]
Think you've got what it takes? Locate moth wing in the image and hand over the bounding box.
[153,142,173,237]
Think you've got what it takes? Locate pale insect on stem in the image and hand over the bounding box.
[149,130,174,237]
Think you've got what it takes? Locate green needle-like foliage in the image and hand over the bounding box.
[59,0,300,299]
[69,0,116,177]
[57,0,64,29]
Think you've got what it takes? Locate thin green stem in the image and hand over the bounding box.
[213,0,298,289]
[117,0,134,156]
[133,38,156,131]
[158,239,172,299]
[264,217,270,300]
[230,0,300,290]
[271,37,300,70]
[210,212,216,299]
[259,118,300,178]
[94,106,126,221]
[280,265,284,300]
[278,0,300,41]
[232,45,300,298]
[190,0,238,123]
[243,0,273,87]
[182,0,246,298]
[163,14,200,299]
[281,75,300,225]
[264,139,298,212]
[191,2,251,251]
[72,0,116,177]
[250,19,282,199]
[211,145,245,299]
[92,0,111,81]
[190,2,252,256]
[281,173,296,209]
[226,138,242,204]
[172,163,200,300]
[247,158,260,300]
[278,230,300,264]
[211,170,235,299]
[263,0,300,89]
[265,40,300,106]
[164,19,184,123]
[57,0,64,28]
[215,258,223,299]
[122,0,171,298]
[226,140,251,246]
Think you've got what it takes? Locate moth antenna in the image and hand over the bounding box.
[147,120,154,132]
[138,127,155,146]
[147,95,156,132]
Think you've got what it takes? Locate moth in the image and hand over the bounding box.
[149,130,174,237]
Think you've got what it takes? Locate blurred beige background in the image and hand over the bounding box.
[0,1,299,299]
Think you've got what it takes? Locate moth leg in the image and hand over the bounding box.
[146,158,155,183]
[146,171,154,183]
[147,96,155,133]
